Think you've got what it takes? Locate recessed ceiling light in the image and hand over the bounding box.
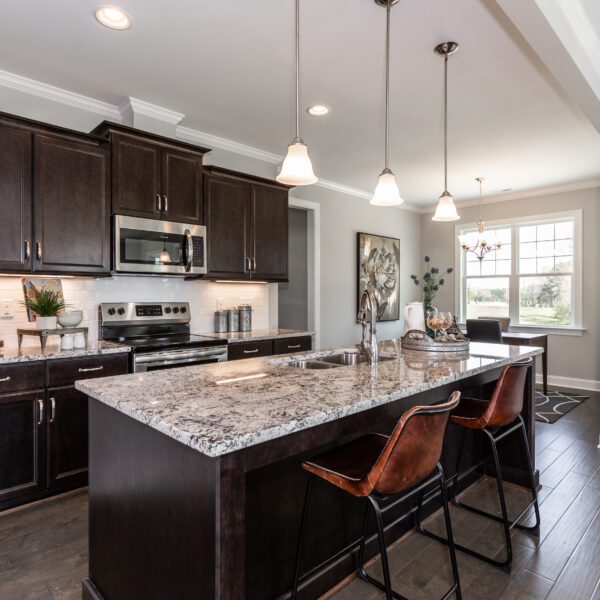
[307,104,330,117]
[95,6,132,30]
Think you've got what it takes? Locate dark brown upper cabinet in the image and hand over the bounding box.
[0,113,111,276]
[33,134,110,274]
[0,124,32,272]
[203,167,290,282]
[92,122,209,225]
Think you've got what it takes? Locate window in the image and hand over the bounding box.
[457,211,582,330]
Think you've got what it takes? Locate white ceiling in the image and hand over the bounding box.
[1,0,599,206]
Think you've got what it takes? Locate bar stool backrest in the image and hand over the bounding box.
[483,358,532,428]
[371,392,461,496]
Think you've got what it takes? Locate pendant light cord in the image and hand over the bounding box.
[295,0,300,141]
[384,0,391,169]
[443,52,448,192]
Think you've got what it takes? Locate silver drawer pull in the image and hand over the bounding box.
[78,366,104,373]
[0,376,11,383]
[287,344,301,349]
[38,399,44,425]
[243,349,259,354]
[50,397,56,423]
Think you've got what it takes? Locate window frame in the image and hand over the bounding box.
[455,209,583,334]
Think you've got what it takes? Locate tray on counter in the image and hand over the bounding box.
[401,329,470,353]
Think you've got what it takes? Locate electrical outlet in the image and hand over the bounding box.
[0,300,13,318]
[216,297,226,310]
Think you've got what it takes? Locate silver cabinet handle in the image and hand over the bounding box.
[243,348,259,354]
[25,240,30,261]
[185,229,193,273]
[287,344,301,349]
[50,397,56,423]
[78,365,104,373]
[37,399,44,425]
[252,257,257,272]
[0,376,10,383]
[35,241,42,262]
[156,194,162,213]
[246,256,251,272]
[162,194,168,213]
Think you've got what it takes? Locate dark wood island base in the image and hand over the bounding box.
[82,362,537,600]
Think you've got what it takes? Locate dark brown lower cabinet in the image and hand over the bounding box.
[0,353,129,510]
[0,391,45,506]
[228,336,313,361]
[47,386,89,490]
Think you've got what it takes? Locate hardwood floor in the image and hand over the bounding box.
[0,389,597,600]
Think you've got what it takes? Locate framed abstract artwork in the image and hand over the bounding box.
[357,232,400,322]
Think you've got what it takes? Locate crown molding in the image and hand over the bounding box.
[420,177,600,214]
[177,126,282,164]
[0,68,121,120]
[119,97,185,126]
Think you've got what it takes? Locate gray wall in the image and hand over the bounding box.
[278,208,308,330]
[421,186,600,383]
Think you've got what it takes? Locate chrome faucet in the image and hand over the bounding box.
[357,290,379,365]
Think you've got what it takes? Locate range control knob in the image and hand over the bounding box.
[107,308,116,316]
[180,306,187,314]
[164,307,172,314]
[172,307,180,314]
[117,307,126,315]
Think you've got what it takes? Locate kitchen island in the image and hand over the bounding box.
[76,340,542,600]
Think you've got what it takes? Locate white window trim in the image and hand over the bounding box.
[454,209,583,335]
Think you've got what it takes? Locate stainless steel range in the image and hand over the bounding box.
[100,302,227,372]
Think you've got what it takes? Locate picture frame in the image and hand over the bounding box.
[357,232,400,322]
[21,278,65,322]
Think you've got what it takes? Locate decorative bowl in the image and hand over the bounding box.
[57,310,83,329]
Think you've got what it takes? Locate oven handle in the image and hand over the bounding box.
[135,347,227,365]
[185,229,193,273]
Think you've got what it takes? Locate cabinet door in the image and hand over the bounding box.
[0,391,45,506]
[0,124,32,272]
[204,174,250,279]
[250,184,288,281]
[227,340,273,361]
[47,387,88,490]
[33,134,110,274]
[112,133,162,218]
[161,148,203,224]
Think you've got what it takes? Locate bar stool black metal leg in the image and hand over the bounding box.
[370,496,394,600]
[357,500,371,582]
[438,464,462,600]
[291,476,315,599]
[450,427,465,504]
[518,416,541,532]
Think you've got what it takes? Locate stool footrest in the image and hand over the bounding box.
[451,497,539,532]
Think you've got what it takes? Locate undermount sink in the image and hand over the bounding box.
[282,351,397,369]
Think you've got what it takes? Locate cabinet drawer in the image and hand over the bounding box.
[272,336,312,355]
[48,354,129,387]
[0,362,45,393]
[227,340,272,361]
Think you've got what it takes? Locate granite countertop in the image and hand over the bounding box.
[198,328,314,343]
[0,340,131,364]
[76,339,542,458]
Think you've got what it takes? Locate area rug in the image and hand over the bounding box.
[535,390,590,424]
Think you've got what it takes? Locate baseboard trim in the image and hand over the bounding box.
[536,374,600,392]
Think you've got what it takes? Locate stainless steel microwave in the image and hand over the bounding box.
[114,215,207,275]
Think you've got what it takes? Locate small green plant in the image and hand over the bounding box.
[22,289,67,317]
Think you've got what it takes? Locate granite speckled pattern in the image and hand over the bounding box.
[76,339,542,458]
[197,328,314,343]
[0,341,130,364]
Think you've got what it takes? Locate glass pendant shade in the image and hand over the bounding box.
[371,169,403,206]
[432,191,459,221]
[276,140,317,185]
[159,248,172,263]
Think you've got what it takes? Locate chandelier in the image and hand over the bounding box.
[458,178,501,261]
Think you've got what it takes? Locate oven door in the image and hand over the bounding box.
[114,215,207,275]
[134,345,228,372]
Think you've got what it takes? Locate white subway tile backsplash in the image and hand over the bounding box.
[0,276,273,349]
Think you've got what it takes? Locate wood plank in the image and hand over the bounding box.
[545,510,600,600]
[498,570,554,600]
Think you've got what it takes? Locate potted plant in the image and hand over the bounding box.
[22,288,67,330]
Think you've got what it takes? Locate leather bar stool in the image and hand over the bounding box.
[291,393,462,600]
[416,358,540,571]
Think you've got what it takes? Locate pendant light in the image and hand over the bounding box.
[159,235,172,263]
[276,0,317,186]
[432,42,460,221]
[458,177,502,260]
[371,0,403,206]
